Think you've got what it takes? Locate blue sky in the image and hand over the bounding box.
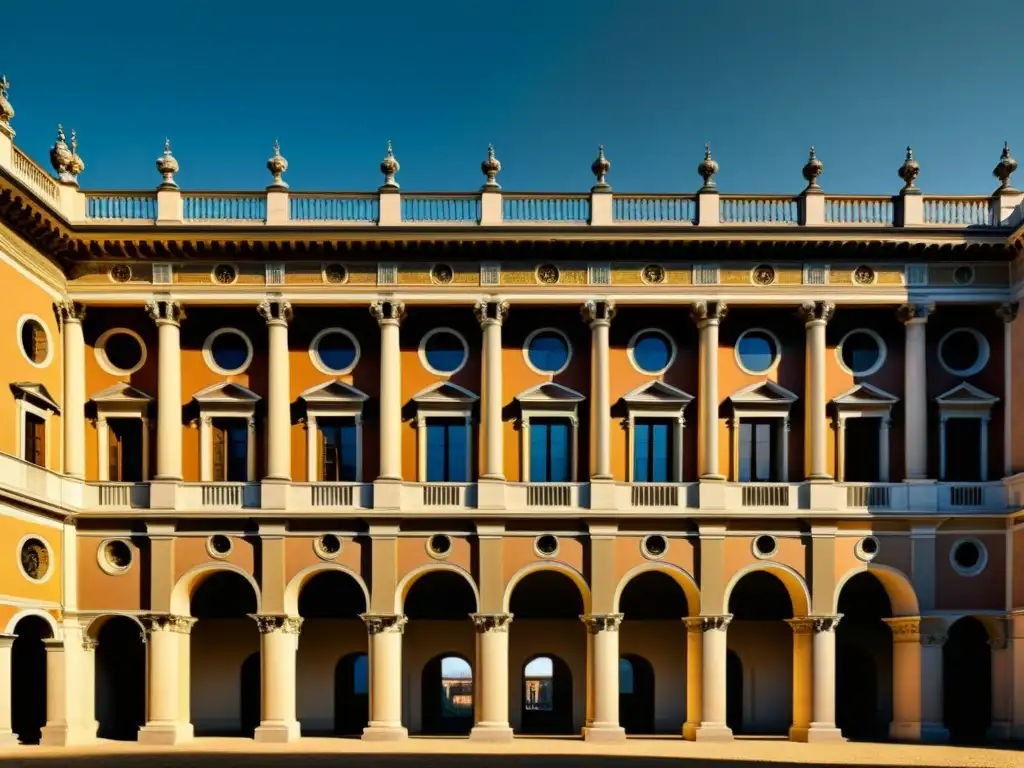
[3,1,1021,194]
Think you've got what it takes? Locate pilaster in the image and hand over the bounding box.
[475,299,509,494]
[0,635,18,745]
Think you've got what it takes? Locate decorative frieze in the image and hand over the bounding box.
[471,613,514,633]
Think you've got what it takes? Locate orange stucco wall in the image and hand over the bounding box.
[0,509,62,604]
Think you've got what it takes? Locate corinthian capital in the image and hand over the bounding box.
[797,300,835,325]
[145,298,185,326]
[474,298,509,328]
[581,299,615,325]
[258,297,293,325]
[690,301,728,326]
[249,614,303,634]
[996,301,1019,324]
[580,613,623,633]
[54,299,86,325]
[896,303,933,325]
[369,300,406,326]
[361,613,408,635]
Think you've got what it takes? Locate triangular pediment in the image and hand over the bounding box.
[299,380,369,404]
[193,381,262,404]
[10,382,60,413]
[412,381,479,405]
[728,379,798,405]
[622,380,695,407]
[515,382,585,404]
[91,382,154,403]
[832,383,899,409]
[935,381,999,406]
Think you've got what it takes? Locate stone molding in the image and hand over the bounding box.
[361,613,408,635]
[470,613,513,633]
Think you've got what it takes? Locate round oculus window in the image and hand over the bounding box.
[207,535,233,559]
[312,329,360,374]
[839,330,885,377]
[19,317,49,366]
[206,329,252,374]
[938,328,989,377]
[855,535,880,562]
[642,534,668,559]
[753,534,778,559]
[535,534,559,557]
[951,539,986,575]
[101,539,133,573]
[525,329,571,374]
[20,537,51,581]
[101,331,145,374]
[736,329,779,374]
[428,534,453,558]
[314,533,342,560]
[629,330,675,374]
[420,329,469,375]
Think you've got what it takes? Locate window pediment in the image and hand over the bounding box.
[728,379,797,417]
[515,382,585,405]
[193,381,262,405]
[831,383,898,419]
[621,380,695,409]
[299,380,369,407]
[10,382,60,414]
[935,381,999,413]
[412,381,479,406]
[91,382,154,419]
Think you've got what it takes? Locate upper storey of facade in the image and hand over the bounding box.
[2,74,1024,523]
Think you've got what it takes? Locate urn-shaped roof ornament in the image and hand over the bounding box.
[50,125,75,183]
[67,129,85,181]
[591,145,611,191]
[898,146,920,192]
[0,75,14,137]
[698,143,719,190]
[267,139,288,189]
[802,146,823,191]
[993,142,1017,192]
[379,140,400,191]
[156,138,179,189]
[481,144,501,190]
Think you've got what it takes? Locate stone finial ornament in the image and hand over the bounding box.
[0,75,14,136]
[698,143,718,190]
[802,146,823,190]
[380,140,400,190]
[156,139,179,189]
[898,146,920,192]
[591,145,611,190]
[267,139,288,189]
[68,129,85,180]
[481,144,501,190]
[993,142,1017,191]
[50,125,75,182]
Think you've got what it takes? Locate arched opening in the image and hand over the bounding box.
[619,655,655,734]
[726,650,743,733]
[94,617,145,740]
[190,570,260,736]
[618,570,689,733]
[943,617,991,744]
[403,569,477,735]
[10,615,52,744]
[836,572,892,740]
[727,570,794,735]
[509,569,585,735]
[421,654,473,735]
[295,569,367,736]
[334,653,368,736]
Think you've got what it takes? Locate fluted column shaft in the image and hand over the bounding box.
[57,302,86,478]
[583,301,615,480]
[252,615,302,742]
[899,305,933,480]
[581,614,626,740]
[692,303,728,479]
[476,301,508,480]
[801,302,834,480]
[695,615,733,740]
[139,614,194,745]
[260,300,293,480]
[372,302,405,481]
[361,614,408,740]
[470,613,513,741]
[147,300,185,480]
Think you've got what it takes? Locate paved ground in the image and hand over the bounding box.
[1,737,1022,768]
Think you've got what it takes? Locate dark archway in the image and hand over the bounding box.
[726,650,743,733]
[836,572,892,740]
[521,655,573,734]
[190,570,260,736]
[240,652,261,737]
[11,615,51,744]
[334,653,368,736]
[943,617,991,744]
[421,654,473,735]
[94,617,145,740]
[619,654,655,734]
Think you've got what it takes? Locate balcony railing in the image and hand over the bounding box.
[739,483,794,508]
[183,193,267,221]
[85,193,158,221]
[92,482,150,509]
[824,195,894,225]
[503,194,591,223]
[289,193,378,223]
[613,194,695,223]
[401,194,480,223]
[10,146,60,204]
[922,195,993,226]
[720,195,799,224]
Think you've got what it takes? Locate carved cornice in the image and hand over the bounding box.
[797,300,835,325]
[369,299,406,326]
[140,613,197,635]
[361,613,408,635]
[896,303,934,325]
[580,613,624,633]
[690,301,728,327]
[249,614,303,634]
[473,298,509,328]
[470,613,514,633]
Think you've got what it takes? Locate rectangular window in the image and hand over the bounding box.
[843,418,880,482]
[530,418,572,482]
[320,419,358,481]
[739,420,774,482]
[634,419,673,482]
[946,418,982,482]
[426,419,469,482]
[212,419,248,482]
[108,420,143,482]
[24,412,45,467]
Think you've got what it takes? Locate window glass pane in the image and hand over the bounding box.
[226,423,248,481]
[339,423,358,481]
[634,423,650,482]
[619,658,634,694]
[447,422,468,482]
[210,332,249,372]
[755,423,772,481]
[632,332,672,373]
[530,423,549,482]
[317,331,358,372]
[739,422,752,482]
[737,331,777,373]
[424,331,467,373]
[549,422,570,482]
[941,330,981,373]
[652,422,670,482]
[527,332,570,373]
[353,654,368,695]
[427,423,447,482]
[840,332,881,375]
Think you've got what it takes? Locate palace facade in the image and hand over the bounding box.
[0,75,1023,749]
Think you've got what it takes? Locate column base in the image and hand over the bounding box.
[588,479,617,510]
[476,478,507,510]
[469,724,515,742]
[582,724,626,742]
[888,721,949,743]
[0,729,18,746]
[372,479,402,510]
[682,721,699,741]
[790,724,845,743]
[260,479,290,510]
[254,721,301,743]
[361,724,408,741]
[39,723,96,747]
[138,721,194,746]
[694,723,733,741]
